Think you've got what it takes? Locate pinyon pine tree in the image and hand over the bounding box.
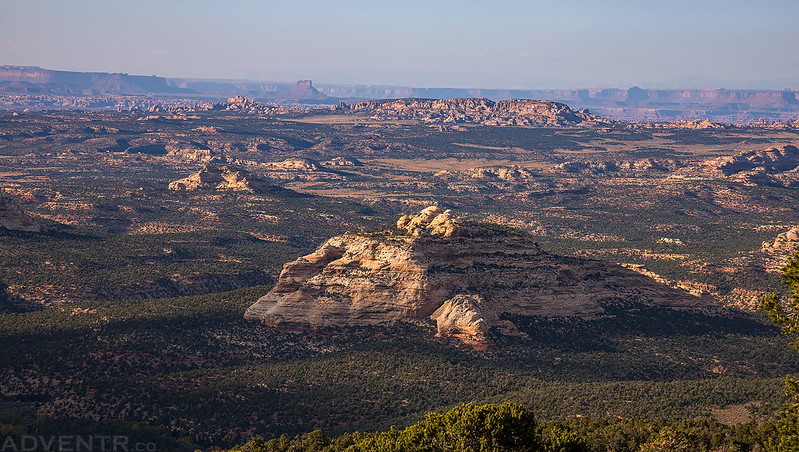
[760,250,799,451]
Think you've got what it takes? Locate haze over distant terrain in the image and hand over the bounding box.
[2,65,798,123]
[1,0,797,90]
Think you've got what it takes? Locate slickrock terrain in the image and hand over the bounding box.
[0,190,40,232]
[258,158,349,182]
[681,145,799,187]
[169,164,277,193]
[762,225,799,272]
[634,119,729,130]
[454,165,535,182]
[266,159,320,172]
[338,98,614,126]
[322,156,362,167]
[245,207,711,345]
[206,96,289,115]
[711,145,799,176]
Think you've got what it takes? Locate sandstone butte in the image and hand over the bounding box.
[245,207,712,347]
[169,163,294,195]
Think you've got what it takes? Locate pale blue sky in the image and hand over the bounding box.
[1,0,797,89]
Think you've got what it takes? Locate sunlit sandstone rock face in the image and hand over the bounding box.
[169,164,273,193]
[680,145,799,187]
[762,224,799,273]
[245,208,711,345]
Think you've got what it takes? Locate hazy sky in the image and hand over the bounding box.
[2,0,798,89]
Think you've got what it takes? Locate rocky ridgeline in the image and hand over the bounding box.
[435,160,680,189]
[680,145,799,186]
[0,190,40,232]
[266,159,319,172]
[169,164,275,193]
[444,165,536,182]
[337,98,615,126]
[632,119,730,130]
[256,158,353,182]
[713,145,799,176]
[245,207,710,347]
[204,96,292,115]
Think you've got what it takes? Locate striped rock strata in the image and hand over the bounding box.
[245,207,711,345]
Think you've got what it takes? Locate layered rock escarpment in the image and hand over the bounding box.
[338,98,614,126]
[245,207,710,345]
[0,190,40,232]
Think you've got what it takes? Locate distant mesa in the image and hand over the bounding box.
[0,190,40,232]
[205,81,328,107]
[336,98,615,127]
[3,66,799,123]
[245,207,712,347]
[0,65,181,95]
[278,80,328,101]
[169,164,302,196]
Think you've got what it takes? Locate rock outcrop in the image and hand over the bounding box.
[266,159,320,172]
[681,145,799,186]
[338,98,615,127]
[633,119,730,130]
[762,225,799,272]
[169,164,278,193]
[0,190,40,232]
[763,226,799,253]
[322,157,363,167]
[245,208,711,346]
[436,166,536,183]
[320,84,799,124]
[712,145,799,176]
[205,96,291,115]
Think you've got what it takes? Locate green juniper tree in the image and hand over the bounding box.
[760,250,799,451]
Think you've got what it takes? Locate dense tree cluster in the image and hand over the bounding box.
[229,402,777,452]
[760,250,799,451]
